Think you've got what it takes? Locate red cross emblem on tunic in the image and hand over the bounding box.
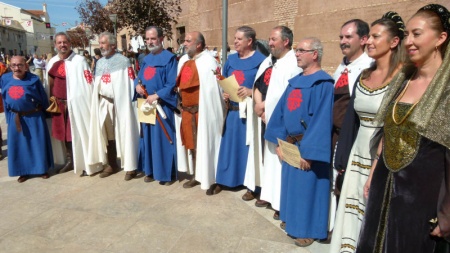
[180,66,193,84]
[8,86,25,100]
[57,63,66,77]
[232,70,245,85]
[264,68,272,86]
[144,66,156,81]
[128,67,136,80]
[287,89,303,112]
[101,73,111,84]
[335,68,349,89]
[84,70,93,84]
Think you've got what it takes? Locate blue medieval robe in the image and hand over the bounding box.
[265,70,334,239]
[135,50,178,182]
[1,72,53,176]
[216,51,265,187]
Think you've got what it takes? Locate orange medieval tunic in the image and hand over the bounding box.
[177,59,200,150]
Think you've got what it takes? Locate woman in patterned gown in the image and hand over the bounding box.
[330,12,405,253]
[357,4,450,252]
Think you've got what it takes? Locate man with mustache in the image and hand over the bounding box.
[175,31,224,191]
[329,19,372,230]
[87,32,140,179]
[135,26,178,185]
[46,32,94,175]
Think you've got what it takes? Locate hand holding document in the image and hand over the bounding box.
[277,138,302,169]
[217,74,244,103]
[137,98,156,124]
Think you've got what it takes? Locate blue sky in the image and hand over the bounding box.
[1,0,108,32]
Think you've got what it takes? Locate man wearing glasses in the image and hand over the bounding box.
[265,37,334,247]
[0,56,53,183]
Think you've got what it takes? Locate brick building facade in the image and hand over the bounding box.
[170,0,450,74]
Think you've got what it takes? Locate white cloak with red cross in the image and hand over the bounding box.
[45,52,94,174]
[87,53,139,173]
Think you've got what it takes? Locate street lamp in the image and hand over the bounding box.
[109,13,117,37]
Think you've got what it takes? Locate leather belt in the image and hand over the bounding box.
[286,134,304,144]
[181,105,199,114]
[11,106,43,132]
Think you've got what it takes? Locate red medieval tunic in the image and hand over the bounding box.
[48,60,71,141]
[177,60,200,150]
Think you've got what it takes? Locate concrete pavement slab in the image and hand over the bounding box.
[0,112,330,252]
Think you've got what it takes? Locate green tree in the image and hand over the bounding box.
[76,0,182,38]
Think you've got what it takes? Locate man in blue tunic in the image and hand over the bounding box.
[0,56,53,183]
[135,26,178,184]
[213,26,266,195]
[265,37,334,247]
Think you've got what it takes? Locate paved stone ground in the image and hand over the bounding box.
[0,113,331,253]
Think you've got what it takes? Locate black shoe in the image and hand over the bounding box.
[59,161,74,174]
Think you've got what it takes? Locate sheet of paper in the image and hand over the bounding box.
[217,74,244,103]
[277,138,302,169]
[137,98,156,124]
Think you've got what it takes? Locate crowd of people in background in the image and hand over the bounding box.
[1,3,450,252]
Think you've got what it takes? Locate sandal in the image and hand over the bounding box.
[17,175,28,183]
[294,238,315,247]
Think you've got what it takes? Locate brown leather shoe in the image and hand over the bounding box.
[162,180,174,186]
[206,184,222,196]
[280,222,286,230]
[124,170,137,181]
[183,178,200,188]
[99,165,119,178]
[144,175,155,183]
[41,173,49,179]
[242,190,256,201]
[17,175,28,183]
[255,199,270,207]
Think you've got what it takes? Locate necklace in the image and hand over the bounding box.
[391,75,420,125]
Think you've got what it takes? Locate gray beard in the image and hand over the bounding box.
[147,44,162,53]
[101,48,112,57]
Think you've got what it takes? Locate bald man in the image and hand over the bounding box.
[175,31,225,192]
